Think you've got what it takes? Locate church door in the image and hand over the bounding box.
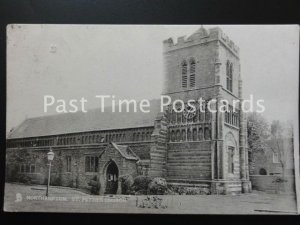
[105,161,119,194]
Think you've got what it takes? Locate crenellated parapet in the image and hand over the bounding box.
[163,26,239,58]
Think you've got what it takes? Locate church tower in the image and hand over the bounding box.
[161,26,251,194]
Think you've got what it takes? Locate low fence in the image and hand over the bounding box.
[250,175,296,194]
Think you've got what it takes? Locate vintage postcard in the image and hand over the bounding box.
[4,25,299,214]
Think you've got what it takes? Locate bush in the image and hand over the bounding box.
[6,166,19,182]
[119,174,134,195]
[50,176,62,186]
[167,185,210,195]
[273,177,288,183]
[15,174,32,184]
[137,196,167,209]
[131,175,153,195]
[88,176,101,195]
[148,177,168,195]
[167,185,185,195]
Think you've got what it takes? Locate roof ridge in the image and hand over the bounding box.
[7,98,161,139]
[110,142,139,160]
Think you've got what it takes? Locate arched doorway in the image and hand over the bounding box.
[105,161,119,194]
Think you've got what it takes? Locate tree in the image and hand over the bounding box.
[247,112,270,152]
[246,112,270,173]
[269,120,293,178]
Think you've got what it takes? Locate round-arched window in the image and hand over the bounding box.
[259,168,267,175]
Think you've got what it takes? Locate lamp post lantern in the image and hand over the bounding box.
[46,148,54,197]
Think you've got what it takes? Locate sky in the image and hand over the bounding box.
[6,25,299,135]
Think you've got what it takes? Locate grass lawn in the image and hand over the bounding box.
[3,183,298,214]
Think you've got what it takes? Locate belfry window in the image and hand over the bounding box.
[189,58,196,88]
[226,61,233,92]
[181,60,187,88]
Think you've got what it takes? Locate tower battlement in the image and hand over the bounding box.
[163,26,239,57]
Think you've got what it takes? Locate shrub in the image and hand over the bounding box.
[119,174,134,195]
[167,185,185,195]
[131,175,153,195]
[148,177,168,195]
[273,177,288,183]
[16,174,32,184]
[50,176,62,186]
[167,185,210,195]
[88,176,101,195]
[6,166,19,182]
[137,196,167,209]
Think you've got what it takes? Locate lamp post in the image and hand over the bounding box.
[46,148,55,197]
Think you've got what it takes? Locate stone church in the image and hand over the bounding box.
[6,26,251,195]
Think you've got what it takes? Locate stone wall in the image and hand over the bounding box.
[149,113,168,177]
[6,142,147,192]
[250,175,295,194]
[167,141,212,180]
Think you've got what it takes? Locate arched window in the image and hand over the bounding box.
[204,127,210,140]
[181,130,186,141]
[198,128,203,140]
[205,102,211,121]
[199,109,204,121]
[141,132,145,141]
[145,132,149,140]
[182,112,186,123]
[176,130,181,141]
[193,108,198,122]
[187,129,192,141]
[230,63,233,88]
[228,146,235,174]
[192,128,197,141]
[189,58,196,88]
[177,111,182,123]
[172,110,176,123]
[259,168,267,175]
[226,61,233,92]
[170,130,175,142]
[181,60,187,88]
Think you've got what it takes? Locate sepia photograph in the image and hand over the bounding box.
[4,24,299,214]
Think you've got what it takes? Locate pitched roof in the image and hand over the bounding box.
[8,99,161,139]
[110,142,139,160]
[130,145,151,160]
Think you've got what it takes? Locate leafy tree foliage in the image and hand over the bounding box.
[247,112,270,153]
